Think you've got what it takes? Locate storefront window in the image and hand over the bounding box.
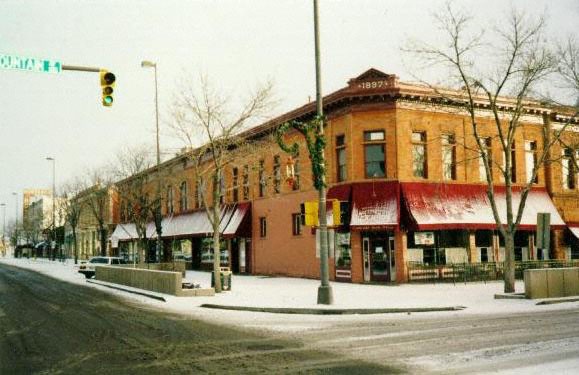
[200,238,228,265]
[335,232,351,268]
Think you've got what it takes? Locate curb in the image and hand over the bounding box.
[536,297,579,305]
[87,279,167,302]
[494,293,526,300]
[200,304,466,315]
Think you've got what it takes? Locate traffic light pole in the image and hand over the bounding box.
[61,65,100,73]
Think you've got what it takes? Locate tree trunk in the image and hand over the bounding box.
[503,231,516,293]
[100,227,107,257]
[212,206,222,293]
[72,227,78,264]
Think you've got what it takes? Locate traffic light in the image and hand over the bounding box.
[100,70,116,107]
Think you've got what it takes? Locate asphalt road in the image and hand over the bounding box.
[284,304,579,373]
[0,263,399,374]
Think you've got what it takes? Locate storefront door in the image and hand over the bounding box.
[363,234,390,282]
[370,236,389,282]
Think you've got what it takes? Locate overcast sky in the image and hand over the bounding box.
[1,0,578,225]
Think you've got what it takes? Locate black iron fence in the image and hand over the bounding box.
[407,260,579,283]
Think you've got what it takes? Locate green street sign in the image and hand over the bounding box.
[0,53,61,74]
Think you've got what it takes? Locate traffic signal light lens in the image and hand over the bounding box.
[103,96,113,105]
[104,72,116,84]
[103,87,113,95]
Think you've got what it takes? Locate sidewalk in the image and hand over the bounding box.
[2,257,579,331]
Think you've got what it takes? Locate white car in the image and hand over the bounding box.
[78,256,126,279]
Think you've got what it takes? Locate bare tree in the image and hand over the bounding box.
[170,76,274,292]
[59,178,85,264]
[405,3,577,293]
[83,167,115,257]
[112,145,157,263]
[554,36,579,172]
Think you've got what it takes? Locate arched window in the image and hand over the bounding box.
[166,186,174,214]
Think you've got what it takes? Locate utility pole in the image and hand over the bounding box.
[12,192,18,249]
[313,0,333,305]
[141,60,163,263]
[46,157,56,260]
[1,203,6,256]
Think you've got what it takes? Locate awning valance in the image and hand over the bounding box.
[401,183,565,231]
[111,203,253,244]
[110,222,157,248]
[349,181,399,230]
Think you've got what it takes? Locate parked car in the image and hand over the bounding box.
[78,256,127,279]
[173,254,192,262]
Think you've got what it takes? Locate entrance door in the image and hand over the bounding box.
[231,238,240,273]
[370,236,389,282]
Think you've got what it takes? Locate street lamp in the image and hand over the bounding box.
[46,157,56,260]
[141,60,163,263]
[12,192,18,250]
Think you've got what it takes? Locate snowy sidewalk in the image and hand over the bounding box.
[2,257,579,331]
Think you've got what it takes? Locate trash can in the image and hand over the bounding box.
[211,267,232,291]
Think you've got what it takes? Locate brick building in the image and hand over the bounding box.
[112,68,579,283]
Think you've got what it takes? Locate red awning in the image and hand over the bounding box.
[327,183,352,202]
[223,202,252,238]
[349,181,399,230]
[401,182,566,231]
[568,224,579,240]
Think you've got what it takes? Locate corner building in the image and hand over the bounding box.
[117,68,579,283]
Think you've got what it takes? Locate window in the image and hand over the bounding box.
[258,159,266,197]
[232,167,239,202]
[364,131,385,178]
[336,135,347,182]
[166,185,174,214]
[525,141,538,184]
[562,147,576,190]
[423,248,446,266]
[242,165,249,200]
[179,181,188,212]
[259,217,267,238]
[273,155,281,194]
[442,134,456,180]
[480,248,489,263]
[292,151,301,191]
[292,213,302,236]
[364,130,385,142]
[412,132,427,178]
[479,137,492,182]
[219,171,225,205]
[514,247,523,262]
[195,179,203,209]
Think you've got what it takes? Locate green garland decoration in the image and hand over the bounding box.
[275,115,327,190]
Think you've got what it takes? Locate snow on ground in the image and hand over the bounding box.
[2,257,579,332]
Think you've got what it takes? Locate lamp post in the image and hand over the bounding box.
[46,157,56,260]
[12,192,18,252]
[313,0,333,304]
[141,60,163,263]
[1,203,6,256]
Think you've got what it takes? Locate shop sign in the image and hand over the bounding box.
[414,231,435,245]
